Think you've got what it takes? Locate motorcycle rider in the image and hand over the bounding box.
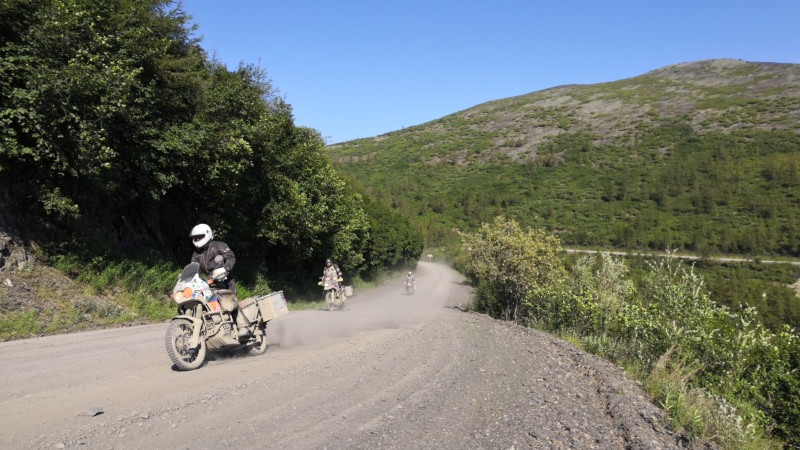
[323,257,343,283]
[322,257,344,302]
[190,224,251,337]
[406,271,416,292]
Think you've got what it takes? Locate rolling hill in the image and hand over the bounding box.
[330,59,800,257]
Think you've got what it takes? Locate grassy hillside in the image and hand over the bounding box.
[334,61,800,446]
[331,59,800,257]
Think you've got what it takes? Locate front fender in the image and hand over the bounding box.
[171,315,204,348]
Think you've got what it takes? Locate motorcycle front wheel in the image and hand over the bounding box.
[325,291,335,311]
[165,319,207,371]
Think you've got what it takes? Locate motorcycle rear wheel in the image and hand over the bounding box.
[165,319,207,371]
[248,323,269,356]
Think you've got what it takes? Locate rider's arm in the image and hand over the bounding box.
[218,242,236,272]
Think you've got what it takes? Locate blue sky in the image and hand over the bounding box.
[183,1,799,144]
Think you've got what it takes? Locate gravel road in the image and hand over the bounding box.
[0,262,686,449]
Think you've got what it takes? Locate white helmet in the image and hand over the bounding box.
[190,223,213,248]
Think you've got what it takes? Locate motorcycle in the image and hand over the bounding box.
[318,273,346,311]
[405,279,415,295]
[165,262,287,371]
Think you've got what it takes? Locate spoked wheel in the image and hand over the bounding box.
[325,291,334,311]
[248,323,269,356]
[165,319,207,371]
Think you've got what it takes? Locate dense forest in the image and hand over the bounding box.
[0,0,422,288]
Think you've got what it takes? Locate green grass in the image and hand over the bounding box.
[644,350,781,449]
[0,310,41,340]
[287,299,328,311]
[558,319,791,449]
[1,253,181,341]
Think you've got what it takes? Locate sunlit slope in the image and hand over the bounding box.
[331,59,800,256]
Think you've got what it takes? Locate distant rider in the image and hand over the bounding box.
[190,224,250,336]
[321,257,344,306]
[406,270,417,292]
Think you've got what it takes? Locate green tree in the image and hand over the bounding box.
[0,0,411,289]
[360,194,423,278]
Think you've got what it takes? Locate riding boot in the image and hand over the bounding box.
[234,308,252,337]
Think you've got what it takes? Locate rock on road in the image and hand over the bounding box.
[0,262,685,449]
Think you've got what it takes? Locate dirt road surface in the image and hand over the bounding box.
[0,262,685,449]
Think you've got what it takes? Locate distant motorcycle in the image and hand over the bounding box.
[164,262,287,371]
[318,273,346,311]
[405,279,415,295]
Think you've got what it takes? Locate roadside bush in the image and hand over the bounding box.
[458,216,566,321]
[635,254,728,366]
[569,252,636,336]
[461,231,800,447]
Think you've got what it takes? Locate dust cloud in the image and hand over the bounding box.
[266,262,470,348]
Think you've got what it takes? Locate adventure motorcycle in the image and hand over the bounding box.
[165,262,287,371]
[318,273,346,311]
[405,279,415,295]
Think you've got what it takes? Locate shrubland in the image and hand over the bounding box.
[459,217,799,448]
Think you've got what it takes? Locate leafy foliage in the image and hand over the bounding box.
[0,0,422,293]
[359,194,424,278]
[458,216,565,320]
[460,223,800,446]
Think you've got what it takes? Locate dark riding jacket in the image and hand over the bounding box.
[192,240,237,293]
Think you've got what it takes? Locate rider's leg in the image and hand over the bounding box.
[228,281,252,336]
